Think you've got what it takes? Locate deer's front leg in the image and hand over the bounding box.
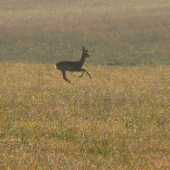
[79,69,91,79]
[79,70,84,77]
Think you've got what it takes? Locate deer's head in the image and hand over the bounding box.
[82,46,90,58]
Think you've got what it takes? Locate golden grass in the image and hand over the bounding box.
[1,62,170,169]
[0,1,170,169]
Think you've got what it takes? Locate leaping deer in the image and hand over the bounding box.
[55,46,91,83]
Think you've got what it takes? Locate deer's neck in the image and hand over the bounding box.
[78,53,86,67]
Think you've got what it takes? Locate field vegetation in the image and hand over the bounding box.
[0,0,170,169]
[1,63,170,169]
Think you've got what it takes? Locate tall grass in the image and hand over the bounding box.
[1,0,170,169]
[1,62,170,169]
[0,0,170,65]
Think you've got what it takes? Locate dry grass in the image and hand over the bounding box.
[1,62,170,169]
[1,0,170,169]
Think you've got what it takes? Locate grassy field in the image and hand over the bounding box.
[1,63,170,169]
[0,0,170,169]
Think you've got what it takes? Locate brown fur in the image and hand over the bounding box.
[55,46,91,83]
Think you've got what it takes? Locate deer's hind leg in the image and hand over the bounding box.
[61,69,71,83]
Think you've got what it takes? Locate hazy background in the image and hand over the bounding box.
[0,0,170,65]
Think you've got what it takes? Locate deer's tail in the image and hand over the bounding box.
[54,63,58,70]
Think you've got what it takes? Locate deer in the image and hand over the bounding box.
[55,46,91,83]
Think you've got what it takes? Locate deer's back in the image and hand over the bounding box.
[56,61,81,71]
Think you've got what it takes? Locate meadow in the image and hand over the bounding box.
[0,0,170,169]
[1,63,170,169]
